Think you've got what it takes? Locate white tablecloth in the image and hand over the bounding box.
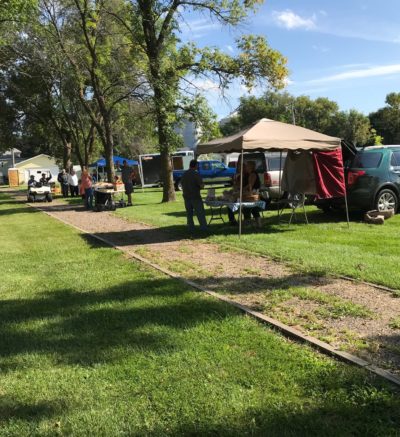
[205,200,266,213]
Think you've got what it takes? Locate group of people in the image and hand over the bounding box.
[181,159,262,232]
[80,160,136,210]
[28,172,52,188]
[57,168,97,199]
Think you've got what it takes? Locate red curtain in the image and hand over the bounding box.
[312,148,346,199]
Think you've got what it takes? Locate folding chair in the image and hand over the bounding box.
[277,193,308,224]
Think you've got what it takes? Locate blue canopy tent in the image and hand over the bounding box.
[89,156,139,182]
[90,156,138,167]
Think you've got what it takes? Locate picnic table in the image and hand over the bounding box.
[204,199,266,224]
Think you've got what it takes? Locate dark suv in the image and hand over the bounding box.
[346,146,400,212]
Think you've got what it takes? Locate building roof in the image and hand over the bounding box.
[15,154,57,167]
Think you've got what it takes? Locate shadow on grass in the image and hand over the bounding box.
[81,223,293,247]
[0,395,63,422]
[160,399,400,436]
[0,275,233,370]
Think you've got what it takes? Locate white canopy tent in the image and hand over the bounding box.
[197,119,348,236]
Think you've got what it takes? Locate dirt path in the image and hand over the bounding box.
[19,194,400,374]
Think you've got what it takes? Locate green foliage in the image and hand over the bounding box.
[369,92,400,145]
[128,0,288,200]
[224,91,373,145]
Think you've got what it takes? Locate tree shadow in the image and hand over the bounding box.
[158,397,400,436]
[0,276,233,370]
[0,395,63,422]
[0,206,38,216]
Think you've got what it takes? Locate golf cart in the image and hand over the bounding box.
[27,182,53,203]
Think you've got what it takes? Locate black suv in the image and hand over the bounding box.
[346,146,400,212]
[316,145,400,213]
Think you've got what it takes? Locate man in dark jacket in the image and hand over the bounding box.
[58,169,69,197]
[121,160,134,206]
[39,173,52,186]
[181,160,207,231]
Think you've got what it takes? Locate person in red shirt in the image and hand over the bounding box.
[81,168,93,209]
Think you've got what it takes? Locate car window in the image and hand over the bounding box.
[212,162,225,171]
[352,152,383,169]
[390,151,400,168]
[244,155,265,173]
[268,157,286,171]
[202,162,211,171]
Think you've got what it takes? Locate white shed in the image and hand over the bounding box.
[15,154,60,184]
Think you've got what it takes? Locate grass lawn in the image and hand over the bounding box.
[1,194,400,435]
[112,188,400,290]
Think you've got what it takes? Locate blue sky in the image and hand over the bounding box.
[179,0,400,120]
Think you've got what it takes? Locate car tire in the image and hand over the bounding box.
[46,194,53,202]
[27,195,34,203]
[375,189,399,213]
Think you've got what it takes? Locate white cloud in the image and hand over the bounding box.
[272,9,316,30]
[306,63,400,85]
[226,45,234,53]
[312,44,329,53]
[180,18,220,38]
[190,78,220,91]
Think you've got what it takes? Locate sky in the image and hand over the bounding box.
[179,0,400,120]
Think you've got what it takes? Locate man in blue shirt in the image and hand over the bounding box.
[181,160,208,231]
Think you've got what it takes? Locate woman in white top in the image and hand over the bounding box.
[68,170,79,197]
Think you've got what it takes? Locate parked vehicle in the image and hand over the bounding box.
[317,145,400,213]
[27,183,53,203]
[173,160,236,190]
[241,152,287,201]
[139,150,194,187]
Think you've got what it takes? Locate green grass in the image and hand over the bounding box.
[1,195,400,435]
[389,317,400,330]
[111,188,400,290]
[262,286,372,320]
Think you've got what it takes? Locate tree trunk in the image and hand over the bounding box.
[157,114,176,202]
[160,147,175,202]
[63,139,72,171]
[103,118,115,182]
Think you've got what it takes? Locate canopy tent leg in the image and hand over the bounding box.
[344,188,350,228]
[238,148,244,238]
[277,151,283,222]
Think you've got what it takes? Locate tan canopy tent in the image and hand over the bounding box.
[197,118,348,236]
[197,118,341,154]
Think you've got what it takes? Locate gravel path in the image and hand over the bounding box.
[22,196,400,374]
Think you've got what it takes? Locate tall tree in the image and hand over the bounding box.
[124,0,288,201]
[0,13,101,167]
[369,92,400,145]
[41,0,145,180]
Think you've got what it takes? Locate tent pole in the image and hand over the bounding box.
[278,151,282,220]
[238,148,244,238]
[344,185,350,228]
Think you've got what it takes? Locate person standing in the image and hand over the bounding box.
[68,170,79,197]
[81,168,93,209]
[121,160,134,206]
[58,169,69,197]
[181,160,208,231]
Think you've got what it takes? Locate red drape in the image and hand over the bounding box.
[312,148,346,199]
